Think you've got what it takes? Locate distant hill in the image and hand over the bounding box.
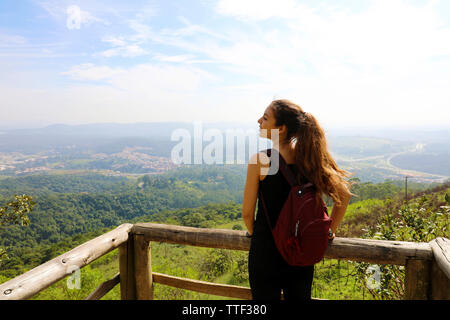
[391,153,450,176]
[3,121,258,138]
[0,122,449,182]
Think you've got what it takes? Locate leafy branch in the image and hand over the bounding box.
[0,194,35,265]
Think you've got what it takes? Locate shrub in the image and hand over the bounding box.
[355,192,449,299]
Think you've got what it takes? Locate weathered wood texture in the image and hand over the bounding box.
[1,222,443,301]
[133,234,153,300]
[132,223,432,265]
[85,273,120,300]
[132,223,250,250]
[0,223,133,300]
[152,272,252,300]
[429,238,450,279]
[429,237,450,299]
[327,237,433,265]
[431,261,450,299]
[404,259,431,300]
[119,235,136,300]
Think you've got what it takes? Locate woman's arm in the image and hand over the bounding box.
[242,153,263,235]
[329,184,352,238]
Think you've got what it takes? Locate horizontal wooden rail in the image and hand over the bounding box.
[132,223,250,250]
[326,237,433,265]
[0,223,133,300]
[152,272,252,300]
[152,272,326,300]
[1,222,446,300]
[132,223,433,265]
[85,273,120,300]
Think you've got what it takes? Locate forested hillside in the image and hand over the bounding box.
[0,166,245,249]
[0,166,448,299]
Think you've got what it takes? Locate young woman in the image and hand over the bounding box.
[242,99,352,300]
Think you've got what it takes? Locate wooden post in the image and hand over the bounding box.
[133,234,153,300]
[430,261,450,299]
[429,238,450,299]
[404,259,431,300]
[119,236,136,300]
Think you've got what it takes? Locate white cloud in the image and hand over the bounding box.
[1,62,222,125]
[205,0,450,126]
[212,0,450,71]
[292,1,450,68]
[102,36,127,47]
[4,0,450,127]
[100,45,148,58]
[61,63,125,81]
[62,62,217,92]
[0,34,28,47]
[0,32,73,58]
[97,20,154,58]
[96,14,230,59]
[153,54,196,63]
[216,0,307,20]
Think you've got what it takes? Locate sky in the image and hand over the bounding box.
[1,0,450,130]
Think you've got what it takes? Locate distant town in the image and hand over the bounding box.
[0,147,179,176]
[0,123,448,184]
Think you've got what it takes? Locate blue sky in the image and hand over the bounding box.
[1,0,450,129]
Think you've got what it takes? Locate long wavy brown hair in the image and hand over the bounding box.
[270,99,352,205]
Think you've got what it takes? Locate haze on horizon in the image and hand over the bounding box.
[1,0,450,130]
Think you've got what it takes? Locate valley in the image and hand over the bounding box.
[0,123,449,183]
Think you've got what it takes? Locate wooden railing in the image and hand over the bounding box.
[1,223,449,300]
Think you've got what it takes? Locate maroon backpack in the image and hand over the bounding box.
[259,148,332,266]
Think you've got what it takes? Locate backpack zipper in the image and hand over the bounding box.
[292,196,313,238]
[294,220,299,237]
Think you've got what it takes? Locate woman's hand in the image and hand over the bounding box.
[328,228,335,241]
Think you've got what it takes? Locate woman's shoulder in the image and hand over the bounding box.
[249,151,270,168]
[248,152,271,182]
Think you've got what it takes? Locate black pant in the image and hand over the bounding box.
[248,231,314,300]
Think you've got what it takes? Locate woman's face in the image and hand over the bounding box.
[258,105,280,141]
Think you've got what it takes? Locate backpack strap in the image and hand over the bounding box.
[268,148,298,187]
[266,148,314,190]
[259,149,274,230]
[258,186,274,230]
[258,148,315,231]
[259,148,297,231]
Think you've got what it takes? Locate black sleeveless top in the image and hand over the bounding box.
[253,151,300,236]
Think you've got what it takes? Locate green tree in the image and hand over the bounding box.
[201,249,232,280]
[229,251,249,285]
[0,195,35,265]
